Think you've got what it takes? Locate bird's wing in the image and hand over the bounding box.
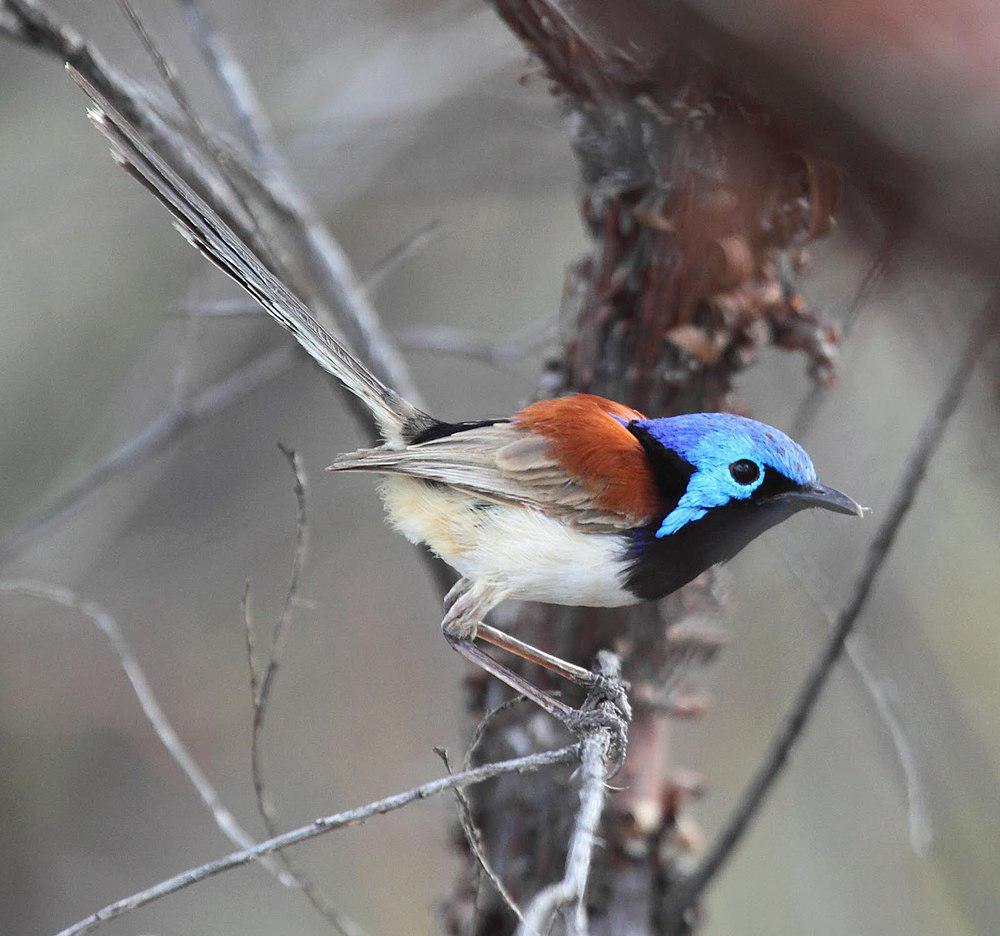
[330,394,667,532]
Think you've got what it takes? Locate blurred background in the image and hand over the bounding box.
[0,2,997,935]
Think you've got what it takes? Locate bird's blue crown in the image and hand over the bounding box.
[631,413,817,538]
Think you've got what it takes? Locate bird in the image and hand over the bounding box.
[77,73,863,732]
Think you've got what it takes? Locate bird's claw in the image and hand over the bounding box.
[562,664,632,775]
[563,704,628,736]
[587,672,633,722]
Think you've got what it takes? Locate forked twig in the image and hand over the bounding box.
[436,744,524,925]
[243,447,365,936]
[662,296,999,927]
[53,744,582,936]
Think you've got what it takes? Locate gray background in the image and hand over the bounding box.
[0,2,997,934]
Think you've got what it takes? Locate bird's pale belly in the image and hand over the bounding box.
[378,477,639,607]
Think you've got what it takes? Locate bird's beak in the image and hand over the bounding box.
[787,483,865,517]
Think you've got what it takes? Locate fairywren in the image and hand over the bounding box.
[83,84,863,731]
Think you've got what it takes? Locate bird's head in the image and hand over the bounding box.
[622,412,863,599]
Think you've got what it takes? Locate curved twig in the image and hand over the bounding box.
[0,581,296,889]
[53,744,581,936]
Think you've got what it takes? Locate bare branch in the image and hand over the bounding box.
[771,542,932,855]
[0,580,297,890]
[256,444,308,711]
[242,447,365,936]
[176,218,445,320]
[53,744,582,936]
[661,296,999,927]
[175,0,277,164]
[518,732,610,936]
[791,237,894,439]
[396,319,555,373]
[436,746,524,924]
[518,652,625,936]
[845,633,932,855]
[0,345,295,566]
[364,218,444,296]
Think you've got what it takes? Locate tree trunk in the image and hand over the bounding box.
[447,2,843,933]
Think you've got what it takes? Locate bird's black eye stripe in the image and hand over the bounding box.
[729,459,760,485]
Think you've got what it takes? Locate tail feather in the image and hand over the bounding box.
[71,67,434,446]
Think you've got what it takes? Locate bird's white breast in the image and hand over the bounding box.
[378,476,638,607]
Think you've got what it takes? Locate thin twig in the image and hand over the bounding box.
[770,542,932,854]
[364,218,444,296]
[662,296,999,927]
[256,444,308,712]
[243,448,365,936]
[396,320,556,373]
[0,345,295,566]
[435,746,525,924]
[845,633,932,855]
[518,732,610,936]
[175,0,277,164]
[465,694,528,773]
[176,218,445,320]
[792,238,893,439]
[114,0,275,269]
[53,744,581,936]
[0,580,297,889]
[518,653,625,936]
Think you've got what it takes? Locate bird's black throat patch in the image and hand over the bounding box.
[622,466,802,601]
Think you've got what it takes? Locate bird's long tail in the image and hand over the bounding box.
[71,67,434,446]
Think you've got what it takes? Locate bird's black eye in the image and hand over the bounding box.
[729,459,760,485]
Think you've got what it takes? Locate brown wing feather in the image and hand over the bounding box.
[329,393,664,531]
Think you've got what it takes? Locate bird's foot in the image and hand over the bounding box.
[562,651,631,774]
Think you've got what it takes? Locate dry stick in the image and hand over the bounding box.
[662,297,999,927]
[0,345,295,566]
[176,217,445,319]
[243,448,365,936]
[461,694,529,928]
[435,746,525,924]
[364,218,444,296]
[115,0,287,282]
[53,743,581,936]
[518,730,611,936]
[175,0,276,164]
[0,581,297,889]
[772,543,932,854]
[164,0,423,408]
[791,239,892,439]
[396,319,556,373]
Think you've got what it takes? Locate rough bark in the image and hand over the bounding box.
[447,2,845,933]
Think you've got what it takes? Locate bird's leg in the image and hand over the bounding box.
[441,579,631,733]
[475,622,599,687]
[475,623,632,725]
[445,636,577,724]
